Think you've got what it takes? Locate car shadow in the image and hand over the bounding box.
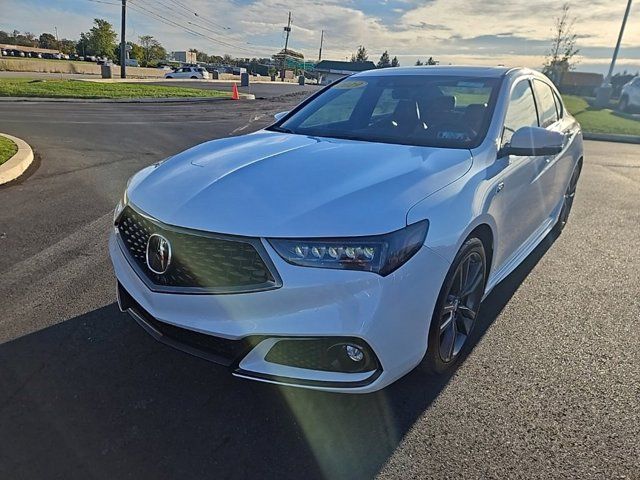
[0,231,559,480]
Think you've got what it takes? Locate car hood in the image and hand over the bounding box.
[128,131,472,237]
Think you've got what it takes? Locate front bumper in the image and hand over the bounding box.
[109,230,450,393]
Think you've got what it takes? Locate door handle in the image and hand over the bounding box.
[496,181,505,193]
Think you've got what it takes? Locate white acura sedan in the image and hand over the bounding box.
[110,66,583,393]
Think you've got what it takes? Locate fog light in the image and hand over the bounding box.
[345,345,364,362]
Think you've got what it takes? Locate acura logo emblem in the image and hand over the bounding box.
[146,234,172,274]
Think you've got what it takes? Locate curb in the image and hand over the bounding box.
[0,133,34,185]
[583,132,640,144]
[0,94,255,103]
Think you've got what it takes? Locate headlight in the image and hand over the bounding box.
[113,186,128,223]
[268,220,428,276]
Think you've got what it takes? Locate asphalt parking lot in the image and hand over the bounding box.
[0,96,638,479]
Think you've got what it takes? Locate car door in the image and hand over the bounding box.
[490,78,549,269]
[531,79,566,217]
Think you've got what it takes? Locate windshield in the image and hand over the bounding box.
[270,75,501,149]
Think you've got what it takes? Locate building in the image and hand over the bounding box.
[559,71,604,96]
[315,60,376,85]
[169,51,197,64]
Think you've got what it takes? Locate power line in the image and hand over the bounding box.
[163,0,232,32]
[135,0,241,44]
[127,1,256,53]
[84,0,120,5]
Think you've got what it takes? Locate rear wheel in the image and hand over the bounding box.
[166,76,173,79]
[191,76,198,79]
[554,161,582,233]
[424,238,487,374]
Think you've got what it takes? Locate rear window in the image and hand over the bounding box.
[533,79,559,127]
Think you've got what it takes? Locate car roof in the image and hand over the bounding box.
[354,65,516,78]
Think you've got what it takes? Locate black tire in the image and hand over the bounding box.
[191,76,198,79]
[618,96,629,112]
[423,237,487,374]
[166,76,173,79]
[554,160,582,234]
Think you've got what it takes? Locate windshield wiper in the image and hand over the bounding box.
[270,126,295,134]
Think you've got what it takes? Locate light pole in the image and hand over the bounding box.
[120,0,127,78]
[595,0,633,107]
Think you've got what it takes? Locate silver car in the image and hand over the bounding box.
[619,76,640,112]
[111,66,583,392]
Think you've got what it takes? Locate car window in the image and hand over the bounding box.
[552,90,564,119]
[275,75,501,149]
[372,89,399,117]
[533,79,559,127]
[298,86,365,128]
[502,80,539,146]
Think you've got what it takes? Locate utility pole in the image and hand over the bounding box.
[318,29,324,62]
[596,0,632,106]
[120,0,127,78]
[54,26,59,44]
[280,11,291,81]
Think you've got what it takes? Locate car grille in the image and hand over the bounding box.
[116,206,279,293]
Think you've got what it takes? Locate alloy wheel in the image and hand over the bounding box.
[438,251,485,363]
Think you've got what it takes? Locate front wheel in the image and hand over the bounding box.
[423,237,487,374]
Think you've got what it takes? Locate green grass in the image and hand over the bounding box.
[562,94,640,136]
[0,135,18,166]
[0,78,229,99]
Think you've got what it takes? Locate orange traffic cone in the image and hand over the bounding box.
[231,83,240,100]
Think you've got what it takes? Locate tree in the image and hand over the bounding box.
[415,59,423,66]
[543,3,579,85]
[351,45,368,62]
[87,19,118,59]
[377,50,391,68]
[391,56,400,67]
[21,32,38,47]
[76,32,91,56]
[39,33,58,50]
[59,39,77,55]
[139,35,166,66]
[426,56,438,65]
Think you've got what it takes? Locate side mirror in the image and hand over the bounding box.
[500,126,565,157]
[274,111,289,122]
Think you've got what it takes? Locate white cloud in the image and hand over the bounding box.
[3,0,640,73]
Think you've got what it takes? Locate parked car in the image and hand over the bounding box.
[618,76,640,112]
[111,66,583,393]
[1,50,7,56]
[164,66,210,79]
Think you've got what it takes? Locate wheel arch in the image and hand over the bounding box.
[464,223,494,280]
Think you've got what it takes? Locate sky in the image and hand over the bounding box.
[2,0,639,74]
